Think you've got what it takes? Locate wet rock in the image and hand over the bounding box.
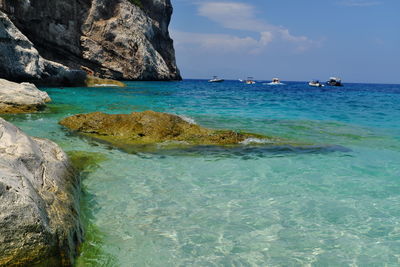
[85,76,126,88]
[0,118,82,266]
[59,111,279,147]
[0,78,51,114]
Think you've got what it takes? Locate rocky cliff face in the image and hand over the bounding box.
[0,11,86,85]
[0,0,180,83]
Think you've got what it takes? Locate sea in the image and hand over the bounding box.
[4,80,400,266]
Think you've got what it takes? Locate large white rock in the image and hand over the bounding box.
[0,118,82,266]
[0,78,51,113]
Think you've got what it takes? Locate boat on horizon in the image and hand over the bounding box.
[208,76,224,83]
[245,77,256,84]
[266,78,284,85]
[309,80,324,87]
[326,77,343,86]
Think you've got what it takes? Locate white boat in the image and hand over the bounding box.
[245,77,256,84]
[326,77,342,86]
[309,80,324,87]
[267,78,284,85]
[208,76,224,83]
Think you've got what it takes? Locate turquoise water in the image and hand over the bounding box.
[5,80,400,266]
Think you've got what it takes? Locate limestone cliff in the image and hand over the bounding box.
[0,11,86,85]
[0,0,181,83]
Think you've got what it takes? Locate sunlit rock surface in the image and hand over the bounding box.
[0,118,82,266]
[59,111,277,147]
[0,78,51,113]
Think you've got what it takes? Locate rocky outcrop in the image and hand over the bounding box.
[59,111,279,148]
[0,11,87,86]
[0,78,51,113]
[0,0,181,82]
[0,118,82,266]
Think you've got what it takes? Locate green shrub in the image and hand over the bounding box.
[129,0,143,8]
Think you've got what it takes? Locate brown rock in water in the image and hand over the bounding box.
[85,76,126,88]
[59,111,273,146]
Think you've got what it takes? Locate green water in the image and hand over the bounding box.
[4,80,400,266]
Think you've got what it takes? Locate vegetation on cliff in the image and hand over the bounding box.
[129,0,143,8]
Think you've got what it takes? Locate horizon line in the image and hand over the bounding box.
[176,78,400,86]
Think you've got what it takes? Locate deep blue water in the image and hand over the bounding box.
[5,80,400,266]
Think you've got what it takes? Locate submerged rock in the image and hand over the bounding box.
[85,76,126,88]
[59,111,278,147]
[67,150,108,173]
[0,118,82,266]
[0,78,51,113]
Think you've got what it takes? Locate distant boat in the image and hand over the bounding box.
[267,78,284,85]
[245,77,256,84]
[309,80,324,87]
[326,77,342,86]
[208,76,224,83]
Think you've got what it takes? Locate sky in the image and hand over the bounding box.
[169,0,400,83]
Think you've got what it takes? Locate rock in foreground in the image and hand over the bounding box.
[0,79,51,113]
[59,111,276,147]
[0,118,82,266]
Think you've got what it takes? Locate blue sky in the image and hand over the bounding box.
[170,0,400,83]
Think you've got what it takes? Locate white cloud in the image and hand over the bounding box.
[171,30,268,53]
[260,31,273,46]
[197,2,267,32]
[337,0,382,6]
[192,1,314,52]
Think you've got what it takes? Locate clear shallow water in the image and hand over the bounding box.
[4,80,400,266]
